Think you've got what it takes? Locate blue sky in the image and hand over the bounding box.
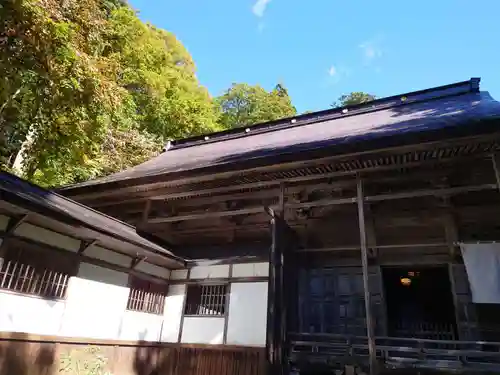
[129,0,499,113]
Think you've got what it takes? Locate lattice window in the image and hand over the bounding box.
[126,275,167,315]
[184,284,228,316]
[0,243,75,299]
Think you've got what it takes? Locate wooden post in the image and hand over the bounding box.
[279,183,286,215]
[141,199,152,226]
[222,264,233,344]
[356,177,377,375]
[442,197,459,259]
[266,209,278,375]
[492,154,500,192]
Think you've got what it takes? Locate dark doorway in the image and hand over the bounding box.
[382,266,457,340]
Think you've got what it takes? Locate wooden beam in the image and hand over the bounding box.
[78,239,97,255]
[149,206,273,224]
[86,157,493,210]
[6,214,28,235]
[146,183,496,224]
[1,214,29,256]
[68,134,500,202]
[94,176,358,209]
[2,233,169,282]
[296,242,453,252]
[365,183,495,202]
[356,178,377,375]
[130,256,147,270]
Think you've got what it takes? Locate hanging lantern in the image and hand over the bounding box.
[400,277,412,286]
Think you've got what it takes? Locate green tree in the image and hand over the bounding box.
[216,83,296,129]
[1,0,221,187]
[0,0,125,186]
[103,8,221,139]
[97,126,161,176]
[332,92,376,108]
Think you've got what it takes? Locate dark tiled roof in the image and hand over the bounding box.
[62,78,500,190]
[0,172,184,265]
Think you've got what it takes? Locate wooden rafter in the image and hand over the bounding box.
[145,183,496,224]
[87,156,494,214]
[66,133,500,202]
[4,214,29,238]
[78,239,97,255]
[130,256,147,269]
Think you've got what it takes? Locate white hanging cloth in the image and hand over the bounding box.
[460,242,500,304]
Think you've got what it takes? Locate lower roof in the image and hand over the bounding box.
[0,172,185,267]
[60,78,500,195]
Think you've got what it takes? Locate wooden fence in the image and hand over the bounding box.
[0,333,266,375]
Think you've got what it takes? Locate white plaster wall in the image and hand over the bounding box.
[190,265,229,279]
[161,284,186,342]
[232,262,269,278]
[170,269,188,280]
[0,291,65,335]
[60,263,130,340]
[135,262,170,280]
[181,317,225,344]
[85,245,131,268]
[226,282,268,347]
[14,223,80,252]
[118,310,163,341]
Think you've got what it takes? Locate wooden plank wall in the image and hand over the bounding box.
[0,333,266,375]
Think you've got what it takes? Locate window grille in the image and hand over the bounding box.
[0,245,73,299]
[184,284,227,316]
[127,275,167,315]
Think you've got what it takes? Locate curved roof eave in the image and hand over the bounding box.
[60,79,500,193]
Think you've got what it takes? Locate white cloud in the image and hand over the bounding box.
[252,0,271,17]
[359,35,384,64]
[325,64,351,86]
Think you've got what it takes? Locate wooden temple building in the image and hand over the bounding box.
[2,77,500,374]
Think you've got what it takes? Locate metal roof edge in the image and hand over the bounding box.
[169,78,481,150]
[56,77,484,193]
[0,171,186,265]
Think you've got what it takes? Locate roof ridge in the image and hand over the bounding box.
[168,78,480,151]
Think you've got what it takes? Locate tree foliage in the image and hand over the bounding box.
[216,83,296,129]
[1,0,125,186]
[0,0,220,187]
[104,8,220,139]
[0,0,315,188]
[332,92,376,108]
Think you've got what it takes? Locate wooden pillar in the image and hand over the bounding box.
[492,154,500,192]
[279,183,286,215]
[356,178,377,375]
[265,204,291,375]
[141,199,152,226]
[441,198,459,259]
[266,209,281,375]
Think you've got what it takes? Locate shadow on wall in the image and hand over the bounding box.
[0,333,56,375]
